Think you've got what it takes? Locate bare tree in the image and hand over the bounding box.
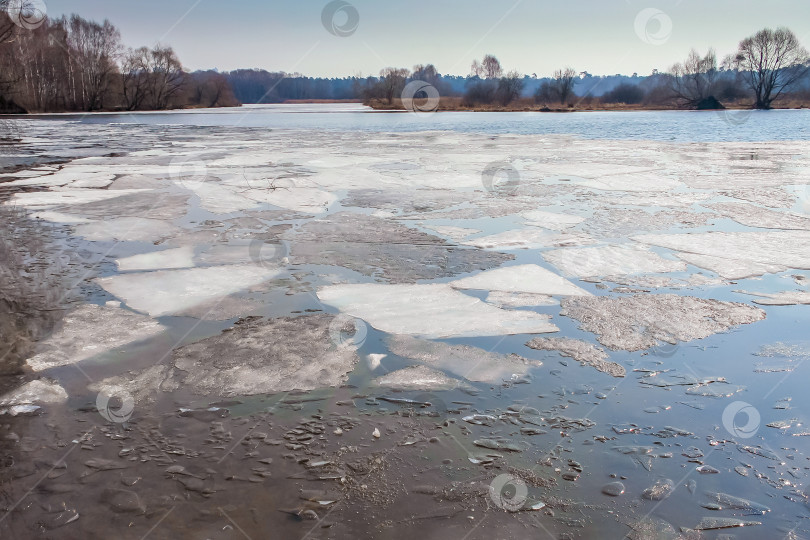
[733,27,810,109]
[551,67,577,104]
[412,64,439,86]
[66,16,121,110]
[121,46,149,110]
[482,54,503,79]
[496,70,523,105]
[669,49,718,108]
[147,45,184,109]
[470,59,483,78]
[378,67,409,104]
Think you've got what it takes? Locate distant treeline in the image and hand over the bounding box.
[3,5,809,114]
[225,27,810,111]
[222,69,659,104]
[0,12,239,113]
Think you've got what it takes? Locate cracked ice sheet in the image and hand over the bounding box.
[26,304,165,371]
[521,209,585,230]
[0,380,68,406]
[736,290,810,306]
[116,246,196,272]
[634,231,810,276]
[675,253,785,280]
[560,294,765,352]
[543,245,687,279]
[74,217,182,243]
[5,189,149,210]
[707,202,810,230]
[372,365,474,392]
[450,264,591,297]
[577,172,683,193]
[485,291,558,308]
[317,283,558,339]
[462,229,594,250]
[97,265,284,318]
[421,225,481,241]
[385,335,541,383]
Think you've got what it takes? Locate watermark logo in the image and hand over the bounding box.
[96,386,135,423]
[328,314,368,349]
[489,474,527,512]
[321,1,359,37]
[6,0,47,30]
[169,155,209,191]
[717,109,753,127]
[650,341,679,358]
[722,401,760,439]
[401,80,440,114]
[634,8,672,45]
[482,161,521,196]
[248,239,288,267]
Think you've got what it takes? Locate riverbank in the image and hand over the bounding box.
[365,96,810,112]
[2,113,810,538]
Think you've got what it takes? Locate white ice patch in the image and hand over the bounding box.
[6,189,148,210]
[184,182,261,214]
[31,211,95,224]
[736,290,810,306]
[26,304,165,371]
[249,187,337,214]
[635,231,810,275]
[421,225,481,241]
[116,246,196,271]
[74,217,181,243]
[521,209,585,230]
[485,291,558,308]
[463,229,593,250]
[677,253,786,280]
[577,173,682,192]
[0,380,68,410]
[97,265,283,317]
[450,264,591,297]
[372,365,472,391]
[544,245,686,279]
[317,283,559,339]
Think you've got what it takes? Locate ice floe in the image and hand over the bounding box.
[75,217,181,243]
[116,246,196,271]
[544,245,686,279]
[97,265,283,317]
[318,283,558,338]
[26,304,165,371]
[736,290,810,306]
[635,231,810,276]
[525,337,625,377]
[521,209,585,230]
[484,291,557,308]
[0,379,68,415]
[450,264,591,296]
[462,229,593,250]
[386,335,542,383]
[6,189,149,210]
[371,365,472,391]
[93,314,360,398]
[290,212,511,282]
[560,294,765,351]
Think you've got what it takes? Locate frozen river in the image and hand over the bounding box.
[1,105,810,538]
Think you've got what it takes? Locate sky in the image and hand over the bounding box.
[45,0,810,78]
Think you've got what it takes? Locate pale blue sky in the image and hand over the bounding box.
[45,0,810,77]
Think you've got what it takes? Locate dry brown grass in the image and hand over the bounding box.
[366,95,810,112]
